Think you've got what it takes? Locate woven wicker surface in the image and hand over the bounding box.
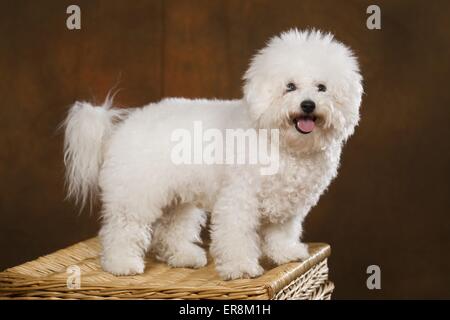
[274,260,334,300]
[0,238,331,300]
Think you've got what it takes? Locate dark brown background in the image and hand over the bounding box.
[1,0,449,299]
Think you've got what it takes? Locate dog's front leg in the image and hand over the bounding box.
[261,215,309,265]
[210,175,263,280]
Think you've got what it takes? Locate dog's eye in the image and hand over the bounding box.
[286,83,297,92]
[317,84,327,92]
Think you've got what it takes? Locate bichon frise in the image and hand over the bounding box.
[63,29,362,280]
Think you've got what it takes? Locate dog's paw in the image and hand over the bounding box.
[167,245,207,269]
[267,242,309,265]
[101,255,145,276]
[216,260,264,280]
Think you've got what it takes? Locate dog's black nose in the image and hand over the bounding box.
[301,100,316,114]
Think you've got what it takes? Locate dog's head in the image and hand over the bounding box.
[243,29,363,152]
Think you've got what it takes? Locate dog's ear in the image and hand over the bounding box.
[243,68,278,122]
[338,69,364,141]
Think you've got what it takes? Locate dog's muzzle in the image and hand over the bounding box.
[293,100,317,134]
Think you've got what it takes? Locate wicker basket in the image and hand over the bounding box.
[0,238,333,300]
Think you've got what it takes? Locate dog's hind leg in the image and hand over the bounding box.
[151,203,207,268]
[99,201,161,276]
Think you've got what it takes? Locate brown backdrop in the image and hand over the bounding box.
[1,0,449,299]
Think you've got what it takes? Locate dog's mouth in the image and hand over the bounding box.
[293,115,317,134]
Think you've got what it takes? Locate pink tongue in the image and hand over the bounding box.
[297,118,315,133]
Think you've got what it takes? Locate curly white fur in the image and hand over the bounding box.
[62,96,128,209]
[63,29,362,279]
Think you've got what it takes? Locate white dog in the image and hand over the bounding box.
[63,29,362,280]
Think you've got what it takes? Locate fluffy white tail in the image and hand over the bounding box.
[63,97,127,209]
